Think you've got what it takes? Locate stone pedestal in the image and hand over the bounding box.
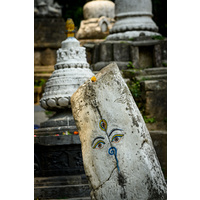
[107,0,160,40]
[91,39,167,71]
[34,19,94,199]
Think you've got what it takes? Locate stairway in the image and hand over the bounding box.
[34,175,91,200]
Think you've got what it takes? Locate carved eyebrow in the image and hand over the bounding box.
[92,136,105,146]
[108,128,123,137]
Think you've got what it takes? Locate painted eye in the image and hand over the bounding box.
[111,134,124,143]
[92,140,105,149]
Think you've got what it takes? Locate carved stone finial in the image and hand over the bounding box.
[66,18,75,38]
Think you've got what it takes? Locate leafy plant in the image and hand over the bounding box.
[151,35,165,40]
[127,61,135,69]
[143,116,156,123]
[34,79,46,87]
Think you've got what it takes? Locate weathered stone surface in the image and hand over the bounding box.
[34,0,62,17]
[34,51,42,65]
[130,46,140,68]
[34,17,66,47]
[139,46,154,68]
[150,131,167,178]
[107,0,160,40]
[99,43,113,62]
[76,0,115,40]
[113,43,129,61]
[41,48,56,66]
[92,61,129,71]
[83,0,115,20]
[141,80,167,122]
[71,62,167,199]
[40,36,93,111]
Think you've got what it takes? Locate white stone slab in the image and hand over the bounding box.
[71,62,167,200]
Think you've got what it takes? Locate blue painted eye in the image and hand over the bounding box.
[111,134,124,143]
[92,140,105,149]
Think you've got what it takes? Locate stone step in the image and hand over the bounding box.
[35,175,88,187]
[34,65,55,73]
[34,73,52,80]
[42,197,91,200]
[122,67,167,79]
[34,184,90,199]
[135,74,167,81]
[144,67,167,75]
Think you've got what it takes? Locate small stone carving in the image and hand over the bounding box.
[76,0,115,40]
[34,0,62,17]
[40,19,94,111]
[71,63,167,199]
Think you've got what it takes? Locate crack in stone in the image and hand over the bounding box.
[140,139,148,149]
[93,166,117,193]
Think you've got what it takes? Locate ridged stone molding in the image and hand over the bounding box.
[107,0,160,40]
[40,19,94,111]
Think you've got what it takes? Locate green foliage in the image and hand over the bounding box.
[151,35,165,40]
[127,81,141,98]
[129,38,135,41]
[127,61,135,69]
[143,116,156,123]
[162,62,167,67]
[34,79,46,87]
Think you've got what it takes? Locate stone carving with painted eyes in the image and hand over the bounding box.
[71,62,167,200]
[92,119,124,173]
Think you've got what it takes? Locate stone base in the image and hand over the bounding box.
[34,175,90,199]
[40,110,76,129]
[107,30,160,40]
[34,135,83,177]
[91,39,167,71]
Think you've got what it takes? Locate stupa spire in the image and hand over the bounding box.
[39,19,94,111]
[65,18,75,38]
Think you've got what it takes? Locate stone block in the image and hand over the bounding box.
[136,74,167,81]
[113,43,130,61]
[150,131,167,179]
[34,51,42,65]
[153,44,163,67]
[71,62,167,200]
[34,17,66,46]
[41,48,56,66]
[92,43,100,64]
[142,80,167,91]
[99,43,113,62]
[34,184,90,199]
[130,46,140,68]
[139,46,154,68]
[145,90,167,121]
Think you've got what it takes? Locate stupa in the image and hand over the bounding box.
[91,0,166,71]
[107,0,160,40]
[76,0,115,46]
[34,19,94,177]
[34,19,93,199]
[39,19,94,124]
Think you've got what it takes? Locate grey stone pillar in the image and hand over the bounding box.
[107,0,160,40]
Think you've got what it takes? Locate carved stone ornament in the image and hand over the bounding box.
[76,0,115,39]
[40,19,94,111]
[34,0,62,17]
